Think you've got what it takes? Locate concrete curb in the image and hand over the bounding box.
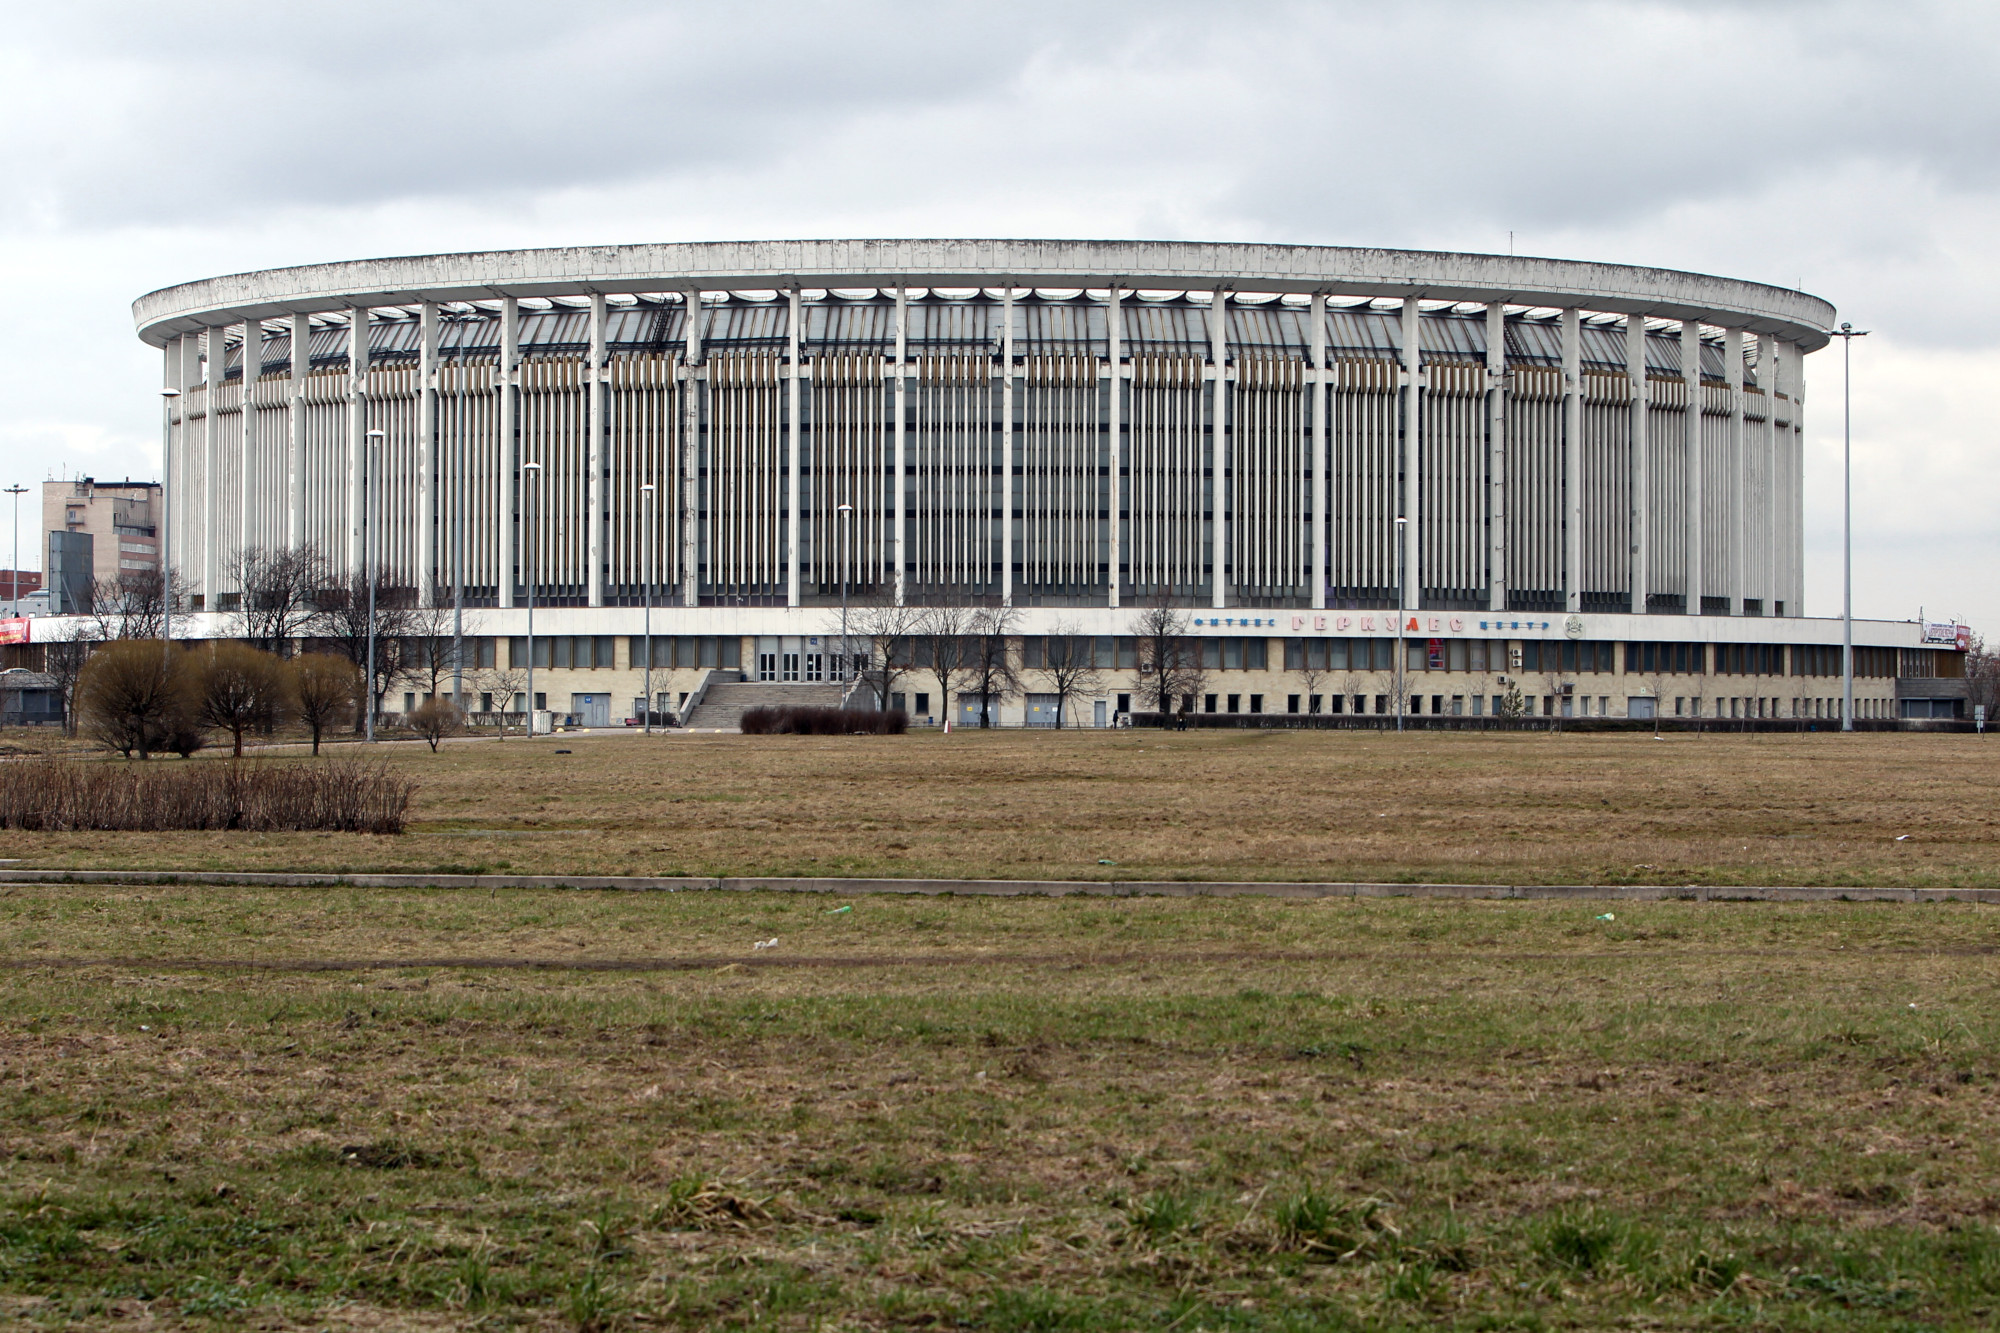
[0,869,1992,904]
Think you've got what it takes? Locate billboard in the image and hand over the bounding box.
[1922,621,1970,651]
[0,617,28,646]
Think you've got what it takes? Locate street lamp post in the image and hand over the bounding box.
[1394,515,1408,733]
[1829,321,1869,731]
[641,482,656,734]
[836,502,854,685]
[3,484,25,612]
[160,388,180,657]
[364,428,385,742]
[523,461,542,735]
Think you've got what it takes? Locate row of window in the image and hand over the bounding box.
[428,634,1928,679]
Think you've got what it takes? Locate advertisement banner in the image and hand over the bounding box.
[0,617,29,646]
[1922,621,1969,650]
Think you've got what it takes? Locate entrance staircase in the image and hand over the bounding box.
[681,675,852,731]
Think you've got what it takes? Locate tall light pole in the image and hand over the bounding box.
[1829,321,1868,731]
[1393,515,1408,733]
[836,502,853,684]
[364,428,385,742]
[449,309,471,709]
[3,484,25,612]
[523,461,542,734]
[160,388,180,657]
[641,482,656,734]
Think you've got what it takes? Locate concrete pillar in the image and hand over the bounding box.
[1768,338,1784,616]
[1310,292,1328,611]
[1211,288,1229,609]
[417,302,438,601]
[498,297,519,608]
[345,308,370,581]
[1107,284,1122,609]
[893,284,907,605]
[287,314,308,550]
[205,324,225,603]
[1485,301,1507,612]
[1400,297,1421,612]
[239,320,258,562]
[1681,320,1703,614]
[1625,313,1648,615]
[175,334,200,601]
[681,291,702,608]
[1725,328,1745,614]
[787,286,802,609]
[587,292,607,608]
[1002,285,1015,605]
[1560,307,1581,614]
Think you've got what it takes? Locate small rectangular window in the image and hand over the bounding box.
[1287,694,1300,714]
[1204,694,1218,713]
[1249,695,1263,714]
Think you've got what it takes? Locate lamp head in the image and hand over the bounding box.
[160,387,180,398]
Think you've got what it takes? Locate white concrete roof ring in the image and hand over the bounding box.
[132,239,1836,352]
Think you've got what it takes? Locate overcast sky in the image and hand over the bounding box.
[2,0,1993,631]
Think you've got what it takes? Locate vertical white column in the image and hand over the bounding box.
[204,325,225,604]
[1107,284,1122,609]
[345,308,370,580]
[1211,288,1228,609]
[1681,320,1703,614]
[1310,292,1328,611]
[1725,327,1745,614]
[1768,338,1784,616]
[681,290,702,608]
[498,298,519,608]
[417,302,438,602]
[239,320,258,560]
[160,338,177,606]
[1485,301,1506,612]
[787,286,802,608]
[1559,307,1581,614]
[1790,343,1805,612]
[177,335,201,598]
[1001,285,1015,605]
[287,314,308,550]
[587,292,608,608]
[893,284,907,605]
[1625,313,1648,615]
[1399,297,1421,612]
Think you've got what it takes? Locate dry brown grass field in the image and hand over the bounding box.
[1,888,1999,1329]
[2,727,1996,887]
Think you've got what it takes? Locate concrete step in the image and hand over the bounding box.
[684,681,852,730]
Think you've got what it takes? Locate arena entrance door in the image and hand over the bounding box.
[570,693,610,728]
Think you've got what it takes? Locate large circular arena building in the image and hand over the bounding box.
[128,240,1962,727]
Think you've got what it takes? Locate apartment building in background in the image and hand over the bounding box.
[42,477,161,589]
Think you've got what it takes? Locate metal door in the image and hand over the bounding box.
[571,693,610,728]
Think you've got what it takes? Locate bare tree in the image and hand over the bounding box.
[1963,631,1998,728]
[408,697,463,752]
[1039,619,1104,729]
[406,600,478,704]
[313,573,418,730]
[228,543,330,655]
[840,596,924,711]
[961,604,1021,727]
[77,639,191,759]
[1129,595,1205,722]
[1289,639,1330,714]
[1643,668,1672,735]
[86,568,188,642]
[477,664,528,737]
[289,653,358,755]
[191,641,289,758]
[41,631,97,736]
[1540,670,1571,732]
[915,605,974,723]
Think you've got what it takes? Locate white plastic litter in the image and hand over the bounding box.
[752,938,778,950]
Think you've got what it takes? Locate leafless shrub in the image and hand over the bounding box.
[290,653,359,755]
[0,757,414,833]
[408,697,463,752]
[739,706,909,735]
[77,639,193,759]
[191,641,290,757]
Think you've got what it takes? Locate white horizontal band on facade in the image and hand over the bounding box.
[139,239,1834,631]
